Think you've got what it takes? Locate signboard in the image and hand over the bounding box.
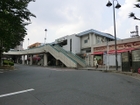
[94,41,140,52]
[122,52,129,62]
[132,50,140,62]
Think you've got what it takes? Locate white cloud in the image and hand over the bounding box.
[24,0,140,49]
[118,0,136,20]
[24,0,106,49]
[104,25,113,34]
[103,0,140,39]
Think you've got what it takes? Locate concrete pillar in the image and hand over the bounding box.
[22,55,25,65]
[30,55,33,65]
[26,55,29,65]
[56,60,59,66]
[27,60,29,65]
[43,53,48,66]
[16,57,19,64]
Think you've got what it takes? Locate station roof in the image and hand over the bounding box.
[77,29,116,39]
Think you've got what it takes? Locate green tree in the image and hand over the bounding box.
[0,0,36,66]
[129,0,140,20]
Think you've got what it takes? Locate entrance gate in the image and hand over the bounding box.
[121,52,131,72]
[132,50,140,72]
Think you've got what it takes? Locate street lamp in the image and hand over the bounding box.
[106,0,121,70]
[27,38,29,49]
[44,29,47,44]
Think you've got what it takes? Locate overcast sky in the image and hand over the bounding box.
[23,0,139,49]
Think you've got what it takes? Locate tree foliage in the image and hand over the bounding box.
[0,0,36,52]
[0,0,36,65]
[129,0,140,20]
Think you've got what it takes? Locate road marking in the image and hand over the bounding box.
[46,68,75,71]
[0,88,34,98]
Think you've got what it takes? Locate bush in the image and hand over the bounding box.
[3,60,14,66]
[9,61,14,66]
[3,60,9,65]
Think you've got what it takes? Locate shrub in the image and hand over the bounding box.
[9,61,14,66]
[3,60,9,65]
[3,60,14,66]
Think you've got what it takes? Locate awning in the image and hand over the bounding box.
[91,51,103,55]
[125,47,136,51]
[108,48,135,54]
[92,48,136,55]
[108,49,127,54]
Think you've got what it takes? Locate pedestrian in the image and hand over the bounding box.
[94,57,98,69]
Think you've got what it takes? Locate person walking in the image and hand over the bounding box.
[94,57,98,69]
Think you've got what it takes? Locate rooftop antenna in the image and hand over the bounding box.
[130,25,139,37]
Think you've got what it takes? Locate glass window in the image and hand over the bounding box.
[84,39,88,43]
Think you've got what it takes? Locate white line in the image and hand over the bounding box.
[0,88,34,98]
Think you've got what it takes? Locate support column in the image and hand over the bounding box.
[56,60,59,66]
[16,56,19,64]
[22,55,25,65]
[26,55,29,65]
[16,59,18,64]
[30,55,33,65]
[43,53,48,66]
[90,34,93,67]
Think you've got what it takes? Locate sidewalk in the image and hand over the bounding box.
[0,65,140,80]
[80,66,140,80]
[0,66,15,73]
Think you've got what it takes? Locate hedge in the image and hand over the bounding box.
[3,60,14,66]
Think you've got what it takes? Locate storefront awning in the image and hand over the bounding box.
[108,49,127,54]
[108,48,135,54]
[92,48,136,55]
[91,51,103,55]
[126,47,136,51]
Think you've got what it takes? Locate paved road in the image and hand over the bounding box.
[0,64,140,105]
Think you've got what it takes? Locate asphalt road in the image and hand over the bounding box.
[0,64,140,105]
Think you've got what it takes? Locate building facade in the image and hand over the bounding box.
[55,29,115,66]
[28,42,41,49]
[93,36,140,69]
[13,41,24,51]
[5,29,140,70]
[55,34,81,54]
[54,28,140,69]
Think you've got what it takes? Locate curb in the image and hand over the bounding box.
[80,67,140,79]
[0,67,17,73]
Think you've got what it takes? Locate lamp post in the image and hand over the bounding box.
[27,38,29,49]
[27,38,30,64]
[106,0,121,70]
[44,29,47,44]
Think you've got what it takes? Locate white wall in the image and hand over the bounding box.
[103,54,121,67]
[63,34,81,54]
[72,35,81,54]
[81,33,106,50]
[14,41,24,51]
[63,42,69,52]
[81,35,90,49]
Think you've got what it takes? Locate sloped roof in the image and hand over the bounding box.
[28,42,41,48]
[77,29,115,39]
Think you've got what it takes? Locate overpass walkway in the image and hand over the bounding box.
[3,44,87,68]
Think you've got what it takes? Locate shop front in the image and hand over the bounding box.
[92,40,140,70]
[132,49,140,72]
